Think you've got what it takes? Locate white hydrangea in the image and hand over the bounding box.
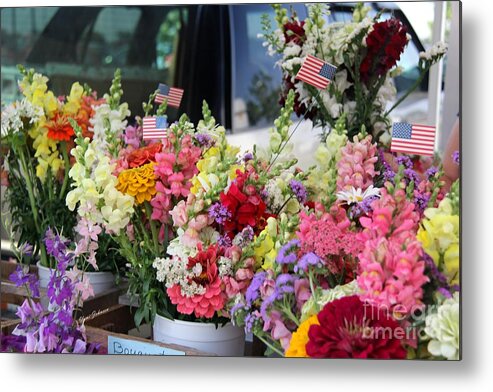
[424,292,460,360]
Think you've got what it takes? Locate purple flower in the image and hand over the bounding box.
[379,148,396,183]
[437,287,452,299]
[208,202,232,225]
[404,168,420,185]
[19,242,33,257]
[217,233,232,248]
[232,226,254,247]
[289,179,307,204]
[242,152,254,162]
[396,155,413,169]
[244,312,260,333]
[276,239,300,265]
[295,252,322,273]
[0,334,26,353]
[452,150,460,165]
[9,266,40,298]
[16,300,43,326]
[246,271,267,305]
[195,133,214,148]
[426,166,439,179]
[414,193,430,214]
[44,227,72,269]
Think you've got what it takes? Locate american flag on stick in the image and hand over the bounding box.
[296,55,337,89]
[391,122,436,156]
[142,116,168,140]
[155,83,184,108]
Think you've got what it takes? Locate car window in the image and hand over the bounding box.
[231,4,307,132]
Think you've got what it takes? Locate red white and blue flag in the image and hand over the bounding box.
[155,83,184,108]
[142,116,168,140]
[296,55,337,89]
[391,122,436,156]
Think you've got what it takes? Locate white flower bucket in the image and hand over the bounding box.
[153,314,246,356]
[36,261,115,295]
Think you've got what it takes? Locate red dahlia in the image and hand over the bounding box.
[306,295,407,359]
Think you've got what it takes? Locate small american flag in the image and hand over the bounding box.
[391,122,436,156]
[296,55,337,89]
[142,116,168,140]
[155,83,184,108]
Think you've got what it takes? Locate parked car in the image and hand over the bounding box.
[0,3,430,246]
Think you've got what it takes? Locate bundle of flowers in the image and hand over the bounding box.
[230,116,460,359]
[152,91,310,323]
[0,229,103,354]
[260,3,447,142]
[1,66,104,268]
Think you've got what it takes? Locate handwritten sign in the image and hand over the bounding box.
[108,336,186,356]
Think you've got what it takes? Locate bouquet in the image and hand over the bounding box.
[261,3,447,142]
[1,66,103,268]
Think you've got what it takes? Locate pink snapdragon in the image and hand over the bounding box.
[337,135,378,191]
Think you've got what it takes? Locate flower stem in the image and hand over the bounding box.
[59,141,70,199]
[144,202,159,253]
[256,334,285,357]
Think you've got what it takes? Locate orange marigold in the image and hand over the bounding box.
[116,162,157,204]
[285,315,320,358]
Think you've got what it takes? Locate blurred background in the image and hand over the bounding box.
[0,2,460,243]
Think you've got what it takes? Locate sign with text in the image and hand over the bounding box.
[108,336,186,356]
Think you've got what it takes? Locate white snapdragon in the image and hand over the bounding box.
[283,43,302,57]
[90,102,130,154]
[424,292,460,360]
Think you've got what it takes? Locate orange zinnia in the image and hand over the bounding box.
[116,162,157,204]
[127,143,163,168]
[45,113,75,142]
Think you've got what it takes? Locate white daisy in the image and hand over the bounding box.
[336,185,381,204]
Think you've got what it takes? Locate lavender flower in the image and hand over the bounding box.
[414,193,431,214]
[195,133,214,148]
[452,150,460,165]
[9,266,40,298]
[208,202,232,225]
[437,287,453,299]
[404,168,420,185]
[294,252,322,273]
[44,227,72,269]
[242,152,254,162]
[379,148,396,182]
[276,239,300,265]
[289,179,307,204]
[217,233,232,248]
[245,271,267,305]
[244,312,260,333]
[19,242,33,257]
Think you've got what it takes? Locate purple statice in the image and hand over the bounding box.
[195,133,214,148]
[426,166,439,179]
[396,155,413,169]
[245,271,267,306]
[233,226,255,247]
[242,152,254,162]
[452,150,460,165]
[289,179,307,204]
[404,168,420,185]
[276,239,300,265]
[208,202,232,225]
[379,148,396,182]
[414,192,431,214]
[9,266,40,298]
[217,233,232,248]
[294,252,322,273]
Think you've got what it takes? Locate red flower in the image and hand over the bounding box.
[127,143,163,168]
[306,295,407,359]
[219,170,269,236]
[45,113,75,142]
[283,19,305,45]
[360,19,408,82]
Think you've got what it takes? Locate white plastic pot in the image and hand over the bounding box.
[153,314,246,356]
[36,261,115,295]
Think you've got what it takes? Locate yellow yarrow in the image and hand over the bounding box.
[116,163,157,204]
[285,315,320,358]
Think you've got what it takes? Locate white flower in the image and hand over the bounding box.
[419,41,448,61]
[283,43,302,57]
[336,185,381,204]
[424,292,460,360]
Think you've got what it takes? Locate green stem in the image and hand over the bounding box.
[385,65,430,117]
[59,141,70,199]
[144,202,159,253]
[256,334,285,357]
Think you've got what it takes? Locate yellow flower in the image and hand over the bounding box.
[63,82,84,115]
[116,163,157,204]
[253,217,278,269]
[285,315,320,357]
